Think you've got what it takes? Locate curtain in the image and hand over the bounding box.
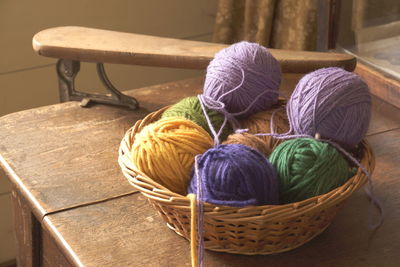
[213,0,318,51]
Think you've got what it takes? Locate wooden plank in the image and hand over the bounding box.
[0,193,16,262]
[41,227,73,267]
[33,26,356,73]
[0,169,11,194]
[355,62,400,109]
[368,95,400,135]
[10,187,41,267]
[42,126,400,267]
[0,78,204,219]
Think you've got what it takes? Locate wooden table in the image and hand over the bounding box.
[1,75,400,267]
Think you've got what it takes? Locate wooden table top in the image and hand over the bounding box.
[42,130,400,266]
[0,78,205,219]
[1,74,400,266]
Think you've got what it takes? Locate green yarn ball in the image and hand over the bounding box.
[161,96,233,141]
[269,138,354,204]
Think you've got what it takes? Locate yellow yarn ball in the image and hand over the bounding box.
[131,117,213,195]
[239,109,289,154]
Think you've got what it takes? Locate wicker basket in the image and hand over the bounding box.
[118,107,375,255]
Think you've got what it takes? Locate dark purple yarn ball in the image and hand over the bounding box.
[188,144,279,207]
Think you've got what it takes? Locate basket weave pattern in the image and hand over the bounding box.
[118,108,375,255]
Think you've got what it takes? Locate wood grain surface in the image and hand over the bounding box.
[355,62,400,109]
[0,78,203,220]
[33,26,356,73]
[368,96,400,135]
[43,125,400,267]
[39,81,400,266]
[42,227,72,267]
[10,187,41,267]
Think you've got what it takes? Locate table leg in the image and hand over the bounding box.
[10,187,41,267]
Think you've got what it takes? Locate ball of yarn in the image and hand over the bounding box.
[161,96,233,141]
[188,144,279,207]
[131,117,213,195]
[203,41,281,118]
[240,109,289,154]
[222,133,270,156]
[269,138,353,204]
[287,67,371,149]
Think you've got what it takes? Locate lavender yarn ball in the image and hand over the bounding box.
[203,41,281,118]
[288,67,371,149]
[188,144,279,207]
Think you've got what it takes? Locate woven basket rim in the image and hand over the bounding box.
[118,106,375,218]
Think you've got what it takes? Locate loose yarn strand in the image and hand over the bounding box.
[255,132,309,140]
[216,67,246,102]
[199,67,279,144]
[214,65,279,118]
[269,106,287,135]
[195,155,204,267]
[200,94,241,130]
[198,94,225,145]
[216,117,229,143]
[189,193,198,267]
[189,155,205,267]
[229,89,279,117]
[322,139,384,229]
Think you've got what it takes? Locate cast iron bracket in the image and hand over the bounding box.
[56,59,139,110]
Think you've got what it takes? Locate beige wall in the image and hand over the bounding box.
[0,0,216,263]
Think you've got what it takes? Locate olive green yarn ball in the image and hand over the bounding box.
[269,138,354,204]
[161,96,233,141]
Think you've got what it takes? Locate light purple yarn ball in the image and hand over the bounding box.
[203,41,281,118]
[288,67,371,149]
